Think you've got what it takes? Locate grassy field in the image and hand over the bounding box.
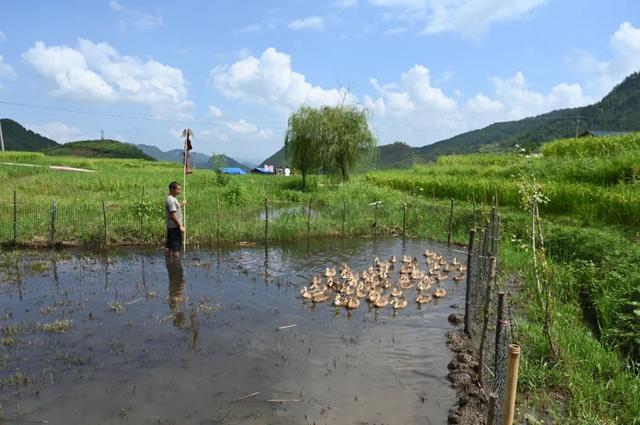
[2,133,640,423]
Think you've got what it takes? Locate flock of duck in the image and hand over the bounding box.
[300,250,466,311]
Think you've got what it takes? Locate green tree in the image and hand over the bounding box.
[322,105,377,181]
[284,106,325,189]
[211,153,228,171]
[284,105,377,188]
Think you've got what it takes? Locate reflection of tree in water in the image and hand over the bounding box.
[165,258,186,328]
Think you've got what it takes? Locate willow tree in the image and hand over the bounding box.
[284,104,377,188]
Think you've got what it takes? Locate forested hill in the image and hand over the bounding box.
[44,140,155,160]
[262,71,640,167]
[415,71,640,160]
[0,118,59,151]
[137,144,250,171]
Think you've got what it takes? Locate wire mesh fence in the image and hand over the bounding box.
[461,204,515,425]
[0,191,481,247]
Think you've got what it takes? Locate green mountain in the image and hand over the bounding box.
[136,144,250,171]
[262,72,640,167]
[415,71,640,160]
[0,118,59,151]
[45,140,155,160]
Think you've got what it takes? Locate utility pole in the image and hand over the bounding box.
[101,130,104,140]
[575,115,580,138]
[0,119,5,151]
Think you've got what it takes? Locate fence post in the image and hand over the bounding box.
[13,189,17,245]
[402,202,407,237]
[307,198,312,241]
[140,186,145,238]
[478,256,497,387]
[495,292,506,373]
[373,202,379,231]
[341,201,346,238]
[102,200,108,246]
[447,197,454,248]
[216,192,221,246]
[486,392,497,425]
[472,192,477,230]
[264,197,268,246]
[464,228,476,335]
[49,200,57,246]
[501,345,521,425]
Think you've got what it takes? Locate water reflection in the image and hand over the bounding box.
[165,257,186,328]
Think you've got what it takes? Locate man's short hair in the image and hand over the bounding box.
[169,181,181,191]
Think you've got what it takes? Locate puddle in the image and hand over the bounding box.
[0,238,465,424]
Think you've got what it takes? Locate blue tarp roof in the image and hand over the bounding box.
[220,167,246,175]
[252,167,274,174]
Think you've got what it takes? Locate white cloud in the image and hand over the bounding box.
[0,54,16,79]
[223,119,273,139]
[23,39,193,119]
[28,121,82,143]
[365,64,592,147]
[370,0,547,37]
[209,105,223,118]
[0,30,6,42]
[461,72,591,125]
[573,22,640,96]
[288,16,324,31]
[367,65,457,117]
[210,47,354,110]
[110,0,163,30]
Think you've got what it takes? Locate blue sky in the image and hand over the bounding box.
[0,0,639,164]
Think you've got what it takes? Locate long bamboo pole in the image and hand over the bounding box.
[501,344,521,425]
[183,133,187,254]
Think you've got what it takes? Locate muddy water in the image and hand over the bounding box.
[0,238,465,425]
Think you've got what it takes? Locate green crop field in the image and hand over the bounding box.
[2,133,640,423]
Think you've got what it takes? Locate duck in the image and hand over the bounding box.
[347,297,360,310]
[411,269,425,280]
[391,297,408,310]
[451,257,459,266]
[391,287,404,298]
[325,266,336,278]
[300,286,314,300]
[373,295,390,308]
[417,278,432,292]
[356,285,368,299]
[416,293,433,304]
[458,264,467,272]
[312,290,331,303]
[367,289,381,303]
[433,287,447,299]
[399,276,413,289]
[334,294,348,307]
[453,273,465,282]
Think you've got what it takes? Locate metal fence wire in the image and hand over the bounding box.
[461,204,513,425]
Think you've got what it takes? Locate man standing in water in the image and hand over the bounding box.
[165,181,186,258]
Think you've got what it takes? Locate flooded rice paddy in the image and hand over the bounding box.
[0,238,465,424]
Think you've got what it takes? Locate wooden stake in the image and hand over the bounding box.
[341,200,346,238]
[102,200,108,246]
[447,197,454,248]
[478,256,496,387]
[13,189,17,244]
[464,228,476,335]
[495,291,506,373]
[307,198,312,241]
[501,345,521,425]
[140,186,145,238]
[264,197,269,246]
[216,193,221,246]
[402,202,407,237]
[49,200,57,246]
[486,392,497,425]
